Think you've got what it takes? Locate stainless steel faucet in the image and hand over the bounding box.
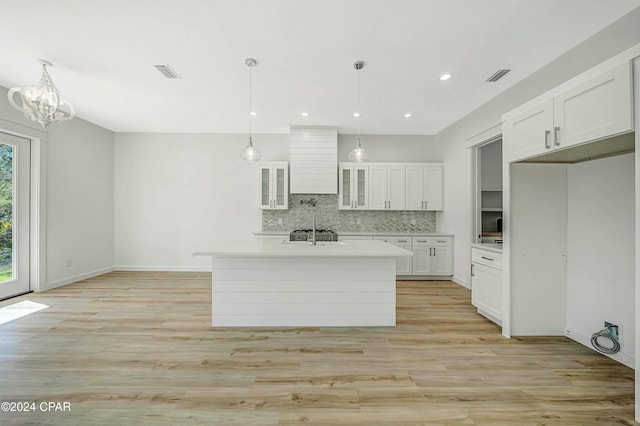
[311,213,316,245]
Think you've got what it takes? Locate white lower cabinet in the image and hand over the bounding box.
[373,236,413,275]
[470,247,503,324]
[411,237,453,276]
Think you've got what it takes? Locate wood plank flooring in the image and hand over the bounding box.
[0,272,634,425]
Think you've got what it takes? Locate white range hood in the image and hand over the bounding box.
[289,126,338,194]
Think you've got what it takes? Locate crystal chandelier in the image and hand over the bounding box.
[348,60,368,163]
[8,59,75,128]
[241,58,261,161]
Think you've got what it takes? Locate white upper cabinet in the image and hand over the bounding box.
[505,62,633,162]
[368,165,405,210]
[338,162,368,210]
[259,161,288,210]
[554,63,633,148]
[405,165,444,211]
[505,99,554,161]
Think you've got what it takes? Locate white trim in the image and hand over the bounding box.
[114,265,211,272]
[0,124,47,295]
[30,139,47,292]
[565,328,634,369]
[465,122,502,149]
[451,275,469,289]
[42,267,113,291]
[0,117,47,141]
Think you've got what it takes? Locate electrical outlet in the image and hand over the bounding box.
[411,219,416,225]
[65,259,72,268]
[605,321,620,342]
[356,218,362,225]
[278,218,283,225]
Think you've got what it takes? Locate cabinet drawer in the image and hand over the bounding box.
[412,236,452,246]
[374,236,412,248]
[471,248,503,269]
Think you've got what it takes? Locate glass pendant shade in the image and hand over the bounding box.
[8,60,75,128]
[241,137,261,161]
[348,137,368,163]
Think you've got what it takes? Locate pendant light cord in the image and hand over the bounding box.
[356,66,361,145]
[248,63,252,141]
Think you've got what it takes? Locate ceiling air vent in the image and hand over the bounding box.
[486,69,510,82]
[154,64,181,79]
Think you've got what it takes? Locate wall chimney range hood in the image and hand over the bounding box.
[289,126,338,194]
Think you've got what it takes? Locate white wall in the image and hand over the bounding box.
[338,134,441,162]
[114,133,437,270]
[436,8,640,287]
[114,133,288,270]
[566,153,635,366]
[0,86,115,290]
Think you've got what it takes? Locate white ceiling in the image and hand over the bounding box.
[0,0,639,135]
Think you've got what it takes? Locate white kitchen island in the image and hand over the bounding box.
[195,239,412,327]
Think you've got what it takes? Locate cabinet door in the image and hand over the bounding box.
[260,166,272,209]
[353,166,368,209]
[431,246,453,275]
[392,237,413,275]
[471,263,502,320]
[368,166,387,210]
[412,247,431,275]
[338,166,353,209]
[405,166,424,211]
[554,62,633,149]
[273,166,288,209]
[505,98,554,162]
[387,166,406,210]
[424,166,443,210]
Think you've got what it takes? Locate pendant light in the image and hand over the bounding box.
[348,60,368,163]
[8,59,75,128]
[241,58,261,162]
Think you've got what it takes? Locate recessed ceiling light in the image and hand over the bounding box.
[403,113,413,118]
[352,112,360,117]
[439,73,452,82]
[301,112,309,117]
[249,111,257,116]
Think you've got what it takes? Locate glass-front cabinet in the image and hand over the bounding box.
[338,162,368,210]
[259,161,288,210]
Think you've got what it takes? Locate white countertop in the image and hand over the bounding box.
[195,239,414,258]
[471,243,503,253]
[253,230,454,237]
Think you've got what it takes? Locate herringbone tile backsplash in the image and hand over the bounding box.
[262,194,436,233]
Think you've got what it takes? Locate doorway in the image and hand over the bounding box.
[0,131,30,299]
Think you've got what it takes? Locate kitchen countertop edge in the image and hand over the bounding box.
[254,230,454,237]
[471,243,503,253]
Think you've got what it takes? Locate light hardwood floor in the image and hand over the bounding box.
[0,272,634,425]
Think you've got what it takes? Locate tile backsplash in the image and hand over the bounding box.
[262,194,436,233]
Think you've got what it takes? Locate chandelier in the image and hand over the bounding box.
[7,59,75,128]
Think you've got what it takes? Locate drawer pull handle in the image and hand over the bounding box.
[480,256,494,261]
[417,240,427,243]
[397,240,407,243]
[437,240,446,243]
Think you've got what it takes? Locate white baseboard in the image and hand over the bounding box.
[565,327,634,369]
[42,267,114,291]
[451,275,470,289]
[113,265,211,272]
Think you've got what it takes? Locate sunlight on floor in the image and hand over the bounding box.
[0,300,49,326]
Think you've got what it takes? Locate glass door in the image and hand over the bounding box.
[0,132,30,299]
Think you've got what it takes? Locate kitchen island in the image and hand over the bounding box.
[195,239,412,327]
